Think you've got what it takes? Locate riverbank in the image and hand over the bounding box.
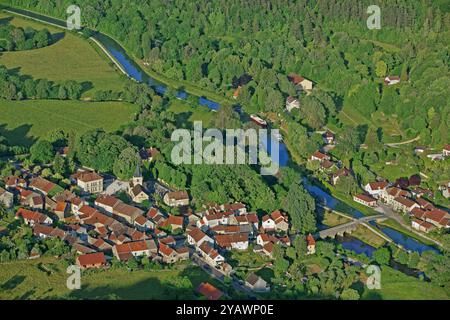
[377,219,439,248]
[323,211,386,248]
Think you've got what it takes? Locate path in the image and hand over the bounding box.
[384,135,420,147]
[377,203,443,248]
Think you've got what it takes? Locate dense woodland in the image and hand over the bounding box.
[6,0,449,188]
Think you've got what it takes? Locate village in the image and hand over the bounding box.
[0,147,320,300]
[307,134,450,236]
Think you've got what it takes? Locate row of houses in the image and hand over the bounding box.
[362,180,450,232]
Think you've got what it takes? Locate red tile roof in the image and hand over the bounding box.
[77,252,106,267]
[196,282,223,300]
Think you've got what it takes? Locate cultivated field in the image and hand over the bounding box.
[0,12,126,97]
[0,99,138,146]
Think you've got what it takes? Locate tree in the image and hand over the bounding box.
[113,147,141,180]
[282,182,316,233]
[375,60,387,77]
[53,154,66,175]
[30,140,54,163]
[340,288,360,300]
[373,247,391,265]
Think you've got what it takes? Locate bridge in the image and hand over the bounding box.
[318,214,389,240]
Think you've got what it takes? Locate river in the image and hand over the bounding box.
[4,6,438,256]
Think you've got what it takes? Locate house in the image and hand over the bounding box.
[140,147,160,162]
[288,73,313,92]
[95,195,120,214]
[285,96,300,112]
[113,203,144,224]
[423,209,450,229]
[112,239,157,261]
[384,76,401,86]
[4,176,26,189]
[29,177,59,196]
[187,227,213,247]
[129,184,149,204]
[262,242,274,258]
[310,150,330,162]
[320,160,336,172]
[198,242,225,267]
[306,234,316,255]
[415,198,434,211]
[353,194,377,207]
[245,273,270,292]
[54,201,70,219]
[222,203,247,215]
[0,187,14,208]
[364,181,389,197]
[163,191,189,207]
[411,218,435,233]
[159,243,179,263]
[380,187,410,204]
[391,197,419,213]
[443,145,450,157]
[196,282,223,300]
[166,215,184,231]
[331,168,350,185]
[215,233,249,251]
[262,215,276,231]
[256,233,277,247]
[134,215,154,231]
[323,130,335,144]
[76,252,107,269]
[270,210,289,232]
[16,208,53,226]
[72,171,103,194]
[200,213,228,228]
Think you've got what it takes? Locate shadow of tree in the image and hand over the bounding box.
[1,275,26,290]
[0,123,36,147]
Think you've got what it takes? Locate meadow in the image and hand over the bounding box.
[0,257,220,300]
[361,266,449,300]
[0,99,138,146]
[0,12,126,97]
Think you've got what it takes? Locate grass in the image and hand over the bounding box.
[0,256,219,300]
[0,99,138,146]
[322,211,386,248]
[168,98,214,127]
[361,266,449,300]
[322,210,351,227]
[0,12,126,97]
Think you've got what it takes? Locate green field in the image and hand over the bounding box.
[361,266,449,300]
[0,99,138,146]
[0,257,220,300]
[0,12,126,97]
[168,98,215,126]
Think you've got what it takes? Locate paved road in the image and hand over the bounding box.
[377,203,443,247]
[191,253,255,298]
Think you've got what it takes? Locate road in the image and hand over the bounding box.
[191,253,256,298]
[377,203,443,247]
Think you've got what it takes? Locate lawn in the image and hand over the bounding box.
[168,98,214,127]
[361,266,449,300]
[0,99,138,146]
[0,12,126,97]
[0,257,219,300]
